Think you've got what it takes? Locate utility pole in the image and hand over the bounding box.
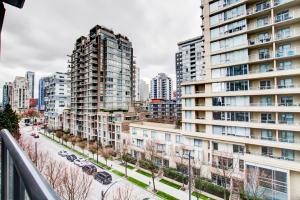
[188,151,191,200]
[97,136,99,163]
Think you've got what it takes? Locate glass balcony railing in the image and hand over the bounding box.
[247,2,271,15]
[248,36,272,45]
[276,29,299,40]
[274,12,294,23]
[274,0,293,6]
[276,47,300,58]
[0,129,59,200]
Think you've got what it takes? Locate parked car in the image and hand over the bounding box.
[74,158,88,167]
[67,154,77,162]
[94,171,112,185]
[82,165,97,175]
[58,150,70,157]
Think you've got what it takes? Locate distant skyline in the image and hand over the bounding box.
[1,0,201,98]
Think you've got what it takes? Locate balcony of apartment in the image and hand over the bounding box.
[248,33,272,48]
[243,147,300,171]
[0,129,59,199]
[209,0,245,15]
[275,46,300,59]
[247,16,272,33]
[274,10,300,26]
[246,1,272,18]
[274,0,299,8]
[275,28,300,42]
[249,49,273,63]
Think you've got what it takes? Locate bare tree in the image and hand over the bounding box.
[243,166,266,200]
[119,138,131,177]
[172,144,188,189]
[44,158,66,196]
[144,140,159,192]
[88,142,97,160]
[60,167,93,200]
[112,186,136,200]
[100,147,113,166]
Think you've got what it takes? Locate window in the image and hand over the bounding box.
[280,96,293,106]
[260,96,272,106]
[278,78,293,88]
[282,149,294,161]
[165,133,171,142]
[276,27,291,40]
[280,113,294,124]
[185,99,192,107]
[256,1,270,12]
[279,131,294,143]
[278,61,292,70]
[259,63,272,72]
[185,111,192,119]
[233,145,244,153]
[276,44,292,57]
[239,160,244,171]
[262,146,273,156]
[184,123,192,132]
[261,113,274,123]
[211,19,246,39]
[256,16,269,27]
[211,49,248,66]
[213,142,218,150]
[176,135,183,144]
[261,130,273,140]
[260,80,272,89]
[275,10,291,23]
[194,139,202,147]
[258,48,270,59]
[151,131,156,139]
[211,34,247,52]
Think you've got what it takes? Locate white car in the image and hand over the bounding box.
[74,158,89,167]
[58,150,70,157]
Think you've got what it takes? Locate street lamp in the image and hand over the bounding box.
[101,179,121,200]
[188,151,192,200]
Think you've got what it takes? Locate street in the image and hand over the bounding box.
[20,125,158,200]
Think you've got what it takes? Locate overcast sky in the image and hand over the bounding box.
[1,0,201,98]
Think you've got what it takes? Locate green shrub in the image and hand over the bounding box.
[194,178,230,200]
[123,154,137,165]
[159,179,181,189]
[163,168,188,184]
[156,190,179,200]
[136,169,152,177]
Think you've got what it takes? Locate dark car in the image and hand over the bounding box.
[94,171,112,185]
[66,154,77,162]
[82,165,97,175]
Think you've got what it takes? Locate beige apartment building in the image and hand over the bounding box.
[179,0,300,199]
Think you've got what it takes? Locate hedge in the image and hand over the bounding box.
[195,178,230,200]
[163,168,188,184]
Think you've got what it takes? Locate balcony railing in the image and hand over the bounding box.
[247,2,271,16]
[274,0,293,6]
[0,129,59,200]
[248,36,272,46]
[276,47,300,58]
[276,29,299,40]
[247,19,271,31]
[274,11,296,23]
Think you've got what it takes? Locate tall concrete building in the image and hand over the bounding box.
[180,0,300,199]
[26,71,35,99]
[44,72,70,130]
[176,36,205,119]
[38,77,49,111]
[135,66,141,102]
[150,73,172,100]
[12,76,29,113]
[69,25,134,139]
[2,82,13,108]
[140,79,150,101]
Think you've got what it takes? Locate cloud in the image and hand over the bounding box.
[0,0,201,97]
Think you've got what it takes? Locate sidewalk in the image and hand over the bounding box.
[45,132,220,200]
